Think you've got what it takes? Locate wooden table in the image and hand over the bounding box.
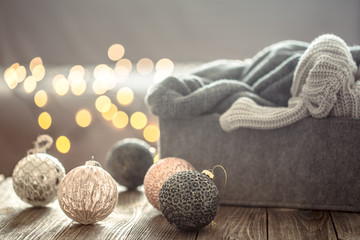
[1,176,359,240]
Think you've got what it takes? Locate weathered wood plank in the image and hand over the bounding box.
[197,206,267,240]
[331,211,360,240]
[268,208,337,240]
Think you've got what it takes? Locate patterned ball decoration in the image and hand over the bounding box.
[12,135,65,206]
[144,157,195,210]
[106,138,153,190]
[159,170,219,231]
[58,160,118,225]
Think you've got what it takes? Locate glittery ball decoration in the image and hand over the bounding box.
[58,159,118,225]
[12,135,65,206]
[144,157,195,210]
[159,170,219,231]
[106,138,153,190]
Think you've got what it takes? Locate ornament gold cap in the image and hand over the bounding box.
[85,156,102,168]
[202,170,214,180]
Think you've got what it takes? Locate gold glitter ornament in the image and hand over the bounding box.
[58,158,118,225]
[144,157,195,210]
[12,135,65,206]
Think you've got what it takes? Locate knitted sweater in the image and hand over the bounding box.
[220,34,360,130]
[145,34,360,130]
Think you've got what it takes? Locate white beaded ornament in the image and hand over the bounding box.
[57,159,118,225]
[12,135,65,206]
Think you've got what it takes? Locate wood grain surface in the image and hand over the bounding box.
[1,178,360,239]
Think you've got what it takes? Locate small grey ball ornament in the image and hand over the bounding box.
[106,138,154,190]
[12,135,65,206]
[159,170,219,231]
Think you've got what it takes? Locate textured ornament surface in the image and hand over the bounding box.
[12,153,65,206]
[106,138,153,190]
[159,170,219,231]
[144,157,195,210]
[58,161,118,225]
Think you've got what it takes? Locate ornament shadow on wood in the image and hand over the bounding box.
[57,159,118,225]
[106,138,154,190]
[159,170,220,231]
[12,135,66,206]
[144,157,195,210]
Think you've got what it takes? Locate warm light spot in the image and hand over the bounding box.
[130,112,148,130]
[56,136,71,154]
[38,112,52,130]
[153,71,170,83]
[4,67,18,89]
[70,65,85,77]
[116,58,132,72]
[114,66,129,83]
[156,58,174,73]
[75,109,92,128]
[95,95,111,113]
[71,78,87,96]
[32,64,45,81]
[116,87,134,106]
[136,58,154,75]
[93,64,116,90]
[112,111,129,128]
[102,103,118,121]
[11,63,20,69]
[108,44,125,61]
[92,80,107,95]
[34,90,48,108]
[29,57,43,72]
[143,125,160,143]
[15,66,27,82]
[53,74,69,96]
[24,76,37,93]
[154,154,159,163]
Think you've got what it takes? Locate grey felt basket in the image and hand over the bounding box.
[158,114,360,212]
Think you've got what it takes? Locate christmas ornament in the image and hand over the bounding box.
[144,157,195,210]
[58,159,118,225]
[159,170,219,231]
[106,138,153,190]
[12,135,65,206]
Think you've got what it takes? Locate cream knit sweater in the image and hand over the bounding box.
[220,34,360,130]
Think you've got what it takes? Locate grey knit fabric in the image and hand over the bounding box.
[145,34,360,130]
[145,40,308,117]
[220,34,360,130]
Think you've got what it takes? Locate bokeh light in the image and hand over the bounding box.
[93,64,117,90]
[32,64,46,81]
[108,44,125,61]
[116,58,132,72]
[92,80,108,95]
[101,103,118,121]
[130,112,148,130]
[15,65,27,83]
[53,74,69,96]
[56,136,71,154]
[4,67,18,89]
[71,78,87,96]
[136,58,154,75]
[95,95,111,113]
[156,58,174,73]
[143,125,160,143]
[69,65,85,77]
[24,76,37,93]
[29,57,43,72]
[112,111,129,128]
[153,71,171,83]
[38,112,52,130]
[114,66,129,83]
[75,109,92,128]
[154,154,159,163]
[34,90,48,108]
[116,87,134,106]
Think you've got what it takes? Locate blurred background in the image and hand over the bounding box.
[0,0,359,176]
